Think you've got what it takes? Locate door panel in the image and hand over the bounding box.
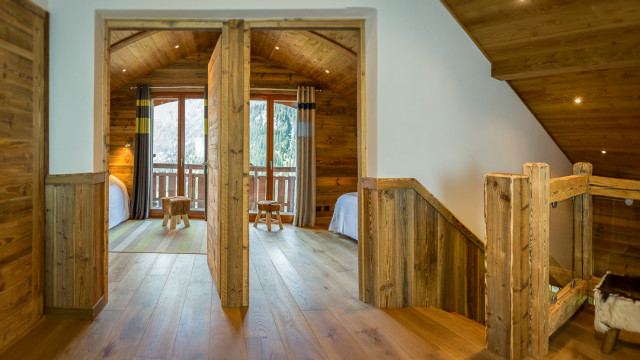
[206,20,250,307]
[0,0,46,352]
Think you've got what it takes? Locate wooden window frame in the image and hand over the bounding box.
[149,92,206,219]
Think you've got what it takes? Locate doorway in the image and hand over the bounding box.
[102,18,366,308]
[149,94,207,218]
[249,95,298,215]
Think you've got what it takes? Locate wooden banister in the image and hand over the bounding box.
[589,175,640,200]
[549,279,588,335]
[549,175,588,203]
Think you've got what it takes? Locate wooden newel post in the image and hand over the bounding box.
[523,163,550,358]
[573,162,593,280]
[485,174,531,360]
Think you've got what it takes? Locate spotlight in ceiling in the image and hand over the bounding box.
[175,44,180,49]
[275,46,280,50]
[601,150,607,154]
[574,97,582,104]
[122,69,126,72]
[325,69,330,73]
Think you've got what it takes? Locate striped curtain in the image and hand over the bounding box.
[204,85,208,218]
[294,86,316,227]
[131,84,151,219]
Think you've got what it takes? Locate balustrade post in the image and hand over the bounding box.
[485,173,531,360]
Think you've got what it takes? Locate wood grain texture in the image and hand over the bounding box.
[44,174,106,317]
[573,163,593,280]
[523,163,550,358]
[0,0,46,352]
[484,173,530,360]
[361,178,485,323]
[548,279,588,335]
[206,20,250,307]
[441,0,640,181]
[549,175,588,203]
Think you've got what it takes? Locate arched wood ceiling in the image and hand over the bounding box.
[109,30,220,91]
[442,0,640,179]
[110,29,358,104]
[251,30,358,103]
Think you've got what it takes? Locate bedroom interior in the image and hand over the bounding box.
[1,0,640,359]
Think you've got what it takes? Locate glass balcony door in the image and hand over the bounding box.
[249,95,297,214]
[151,94,206,216]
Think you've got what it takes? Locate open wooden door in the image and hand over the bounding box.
[206,20,250,307]
[0,0,46,352]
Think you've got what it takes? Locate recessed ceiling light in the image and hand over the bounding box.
[275,46,280,50]
[601,150,607,154]
[175,44,180,49]
[574,97,582,104]
[122,69,126,72]
[325,69,330,73]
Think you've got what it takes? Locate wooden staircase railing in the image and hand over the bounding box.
[484,162,640,359]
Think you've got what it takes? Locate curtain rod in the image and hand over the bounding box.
[130,86,321,92]
[250,87,322,92]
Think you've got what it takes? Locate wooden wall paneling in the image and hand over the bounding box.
[484,173,530,360]
[360,178,485,323]
[593,196,640,277]
[0,0,46,352]
[44,174,106,320]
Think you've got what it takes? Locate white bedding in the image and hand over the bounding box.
[109,175,130,229]
[328,192,358,241]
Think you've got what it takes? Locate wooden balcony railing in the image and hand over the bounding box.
[250,165,296,213]
[151,163,296,214]
[151,163,205,210]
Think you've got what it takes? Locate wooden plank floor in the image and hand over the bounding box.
[3,225,640,359]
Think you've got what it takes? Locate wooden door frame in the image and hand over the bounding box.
[148,92,207,219]
[101,18,367,304]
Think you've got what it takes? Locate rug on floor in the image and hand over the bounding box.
[108,219,207,254]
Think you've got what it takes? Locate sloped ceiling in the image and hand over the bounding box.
[110,29,358,103]
[442,0,640,179]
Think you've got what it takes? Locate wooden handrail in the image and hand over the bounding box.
[549,279,588,335]
[362,177,484,251]
[590,175,640,200]
[549,175,588,203]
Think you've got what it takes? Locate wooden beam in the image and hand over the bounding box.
[573,163,593,280]
[549,175,588,203]
[589,175,640,201]
[110,31,157,52]
[549,279,588,335]
[491,26,640,81]
[523,163,550,359]
[484,173,530,360]
[305,31,357,61]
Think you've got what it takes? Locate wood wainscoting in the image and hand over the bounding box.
[0,0,47,353]
[44,173,107,320]
[361,178,485,323]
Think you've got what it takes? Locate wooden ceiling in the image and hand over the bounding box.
[110,29,358,103]
[251,30,358,103]
[442,0,640,179]
[109,30,220,91]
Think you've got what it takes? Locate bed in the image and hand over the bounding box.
[109,175,130,229]
[328,192,358,241]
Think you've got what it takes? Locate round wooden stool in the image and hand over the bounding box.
[253,200,283,231]
[161,196,192,229]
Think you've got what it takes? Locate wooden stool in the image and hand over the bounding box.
[594,272,640,354]
[253,201,283,231]
[161,196,192,229]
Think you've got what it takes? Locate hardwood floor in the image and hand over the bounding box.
[3,225,640,359]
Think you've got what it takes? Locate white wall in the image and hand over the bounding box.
[47,0,572,239]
